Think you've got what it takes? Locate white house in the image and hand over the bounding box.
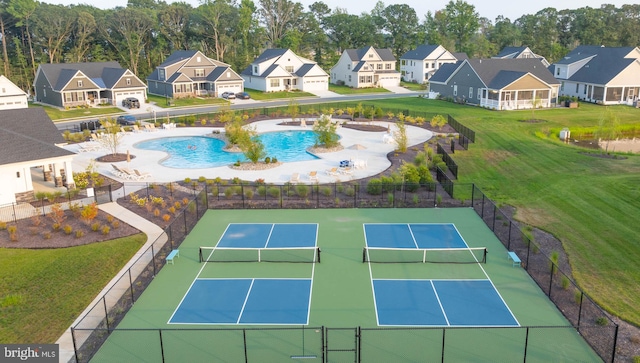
[0,75,28,110]
[493,46,550,67]
[330,46,401,88]
[240,49,328,92]
[0,108,75,206]
[549,46,640,106]
[399,45,458,84]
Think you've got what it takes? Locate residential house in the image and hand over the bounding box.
[241,49,328,92]
[549,46,640,106]
[330,46,401,88]
[429,58,560,110]
[400,45,458,84]
[493,46,550,67]
[0,75,28,110]
[147,50,244,99]
[0,108,75,206]
[33,62,146,108]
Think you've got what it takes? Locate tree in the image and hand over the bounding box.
[259,0,302,47]
[381,4,418,58]
[67,10,97,62]
[241,136,266,163]
[97,118,124,156]
[288,98,300,123]
[595,107,621,153]
[33,4,74,63]
[100,7,154,75]
[393,120,408,153]
[7,0,37,77]
[197,0,236,62]
[443,0,479,54]
[158,3,192,52]
[312,114,338,148]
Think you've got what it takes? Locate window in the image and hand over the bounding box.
[425,63,429,69]
[285,66,294,73]
[385,63,391,70]
[126,78,131,85]
[348,75,351,82]
[77,80,83,87]
[369,54,373,58]
[359,76,365,83]
[478,88,482,99]
[576,83,579,93]
[561,81,564,91]
[556,68,560,76]
[196,56,201,62]
[195,69,204,77]
[1,87,5,93]
[270,79,280,87]
[469,87,473,98]
[584,85,588,95]
[347,64,351,70]
[377,63,382,70]
[253,66,258,74]
[401,60,406,66]
[453,85,457,96]
[432,62,436,68]
[227,71,231,78]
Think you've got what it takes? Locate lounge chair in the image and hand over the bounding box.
[339,167,353,175]
[132,125,142,133]
[134,169,151,179]
[289,173,300,183]
[120,167,139,180]
[110,164,128,179]
[308,171,318,182]
[325,167,339,176]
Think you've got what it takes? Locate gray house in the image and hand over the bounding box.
[147,50,244,99]
[33,62,147,108]
[493,46,550,67]
[429,58,560,110]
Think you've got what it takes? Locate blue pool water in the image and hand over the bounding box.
[135,131,320,168]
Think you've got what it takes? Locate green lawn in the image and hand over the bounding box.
[0,234,146,343]
[345,98,640,326]
[243,88,315,100]
[328,84,391,94]
[32,103,122,121]
[146,94,228,108]
[400,81,427,91]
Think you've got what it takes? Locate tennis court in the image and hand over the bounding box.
[90,208,600,362]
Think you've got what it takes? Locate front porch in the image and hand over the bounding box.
[481,89,553,110]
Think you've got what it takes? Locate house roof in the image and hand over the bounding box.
[38,62,122,91]
[295,64,315,77]
[487,70,529,89]
[453,53,469,61]
[468,58,559,87]
[428,61,463,83]
[253,48,288,64]
[400,45,441,60]
[158,50,199,67]
[0,108,74,166]
[494,47,529,59]
[554,46,638,84]
[346,46,396,62]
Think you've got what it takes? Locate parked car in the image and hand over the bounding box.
[221,92,236,99]
[235,92,251,100]
[122,97,140,109]
[117,115,137,126]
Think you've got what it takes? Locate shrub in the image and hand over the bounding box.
[272,157,278,163]
[224,188,234,199]
[184,177,191,184]
[268,186,281,198]
[595,317,608,326]
[574,289,582,304]
[257,185,267,197]
[101,226,111,235]
[30,214,42,227]
[48,204,67,225]
[182,197,189,205]
[413,194,420,204]
[162,214,171,222]
[550,251,559,274]
[91,222,101,232]
[265,156,271,164]
[75,230,84,238]
[7,225,18,241]
[52,223,61,232]
[296,184,309,198]
[320,186,332,197]
[366,179,382,195]
[80,203,99,225]
[42,232,51,239]
[0,221,6,230]
[387,193,394,205]
[245,189,254,199]
[168,206,177,215]
[63,225,73,235]
[154,208,160,217]
[561,276,570,290]
[174,201,182,209]
[345,186,355,197]
[112,220,120,229]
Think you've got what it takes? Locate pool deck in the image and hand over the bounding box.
[66,119,433,184]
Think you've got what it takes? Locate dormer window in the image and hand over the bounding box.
[369,54,373,58]
[227,71,230,78]
[556,68,560,76]
[159,69,165,81]
[126,78,131,85]
[253,65,258,74]
[197,56,201,62]
[195,69,204,77]
[77,80,83,87]
[285,66,294,73]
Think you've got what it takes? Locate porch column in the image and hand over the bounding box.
[64,160,75,189]
[498,90,503,110]
[514,90,519,109]
[24,167,34,191]
[43,164,52,182]
[621,87,626,103]
[53,163,63,187]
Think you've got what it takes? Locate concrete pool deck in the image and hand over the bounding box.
[65,119,433,184]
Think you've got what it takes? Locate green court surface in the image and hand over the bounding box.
[90,208,600,362]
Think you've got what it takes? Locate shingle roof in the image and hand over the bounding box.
[494,47,527,58]
[0,108,74,166]
[39,62,122,91]
[487,70,528,89]
[400,45,440,60]
[346,47,396,62]
[555,46,637,84]
[158,50,198,67]
[253,49,288,64]
[295,64,314,77]
[468,58,559,87]
[101,68,127,88]
[453,53,469,61]
[428,61,463,83]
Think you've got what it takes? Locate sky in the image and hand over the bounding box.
[42,0,632,22]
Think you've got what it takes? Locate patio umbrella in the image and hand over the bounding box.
[126,150,131,165]
[348,143,367,161]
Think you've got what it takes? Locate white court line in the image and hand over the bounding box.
[264,223,275,248]
[237,279,255,324]
[406,223,419,248]
[166,277,206,325]
[430,280,451,326]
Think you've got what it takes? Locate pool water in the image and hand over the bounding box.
[135,131,320,168]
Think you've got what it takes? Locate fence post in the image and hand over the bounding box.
[159,330,166,363]
[103,297,110,332]
[523,327,529,363]
[70,327,79,363]
[128,268,135,303]
[183,211,187,235]
[151,244,157,277]
[577,292,583,327]
[548,267,554,298]
[441,328,446,363]
[611,325,619,363]
[492,205,497,231]
[507,221,512,250]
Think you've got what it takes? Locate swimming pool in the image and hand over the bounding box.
[135,131,320,168]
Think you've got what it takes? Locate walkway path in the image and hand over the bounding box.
[56,200,166,363]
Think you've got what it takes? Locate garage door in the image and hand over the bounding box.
[217,83,243,96]
[378,77,399,88]
[302,79,328,91]
[114,90,146,107]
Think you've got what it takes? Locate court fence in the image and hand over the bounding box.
[69,183,618,363]
[471,185,618,363]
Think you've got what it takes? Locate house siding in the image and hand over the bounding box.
[435,62,484,104]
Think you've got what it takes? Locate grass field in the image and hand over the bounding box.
[0,234,146,343]
[89,209,599,362]
[328,84,391,94]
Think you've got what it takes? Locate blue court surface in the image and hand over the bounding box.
[169,278,312,325]
[218,223,318,248]
[364,223,467,249]
[373,279,519,327]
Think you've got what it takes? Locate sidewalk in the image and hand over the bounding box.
[55,201,166,363]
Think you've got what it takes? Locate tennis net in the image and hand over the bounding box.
[199,246,321,263]
[362,246,487,264]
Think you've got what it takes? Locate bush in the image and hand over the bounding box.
[0,221,6,230]
[101,226,110,235]
[264,156,271,164]
[268,186,281,198]
[595,317,609,326]
[63,225,73,235]
[257,185,267,197]
[296,184,309,198]
[245,189,254,199]
[345,186,355,197]
[162,214,171,222]
[367,179,382,195]
[91,222,100,232]
[75,230,84,238]
[320,186,332,197]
